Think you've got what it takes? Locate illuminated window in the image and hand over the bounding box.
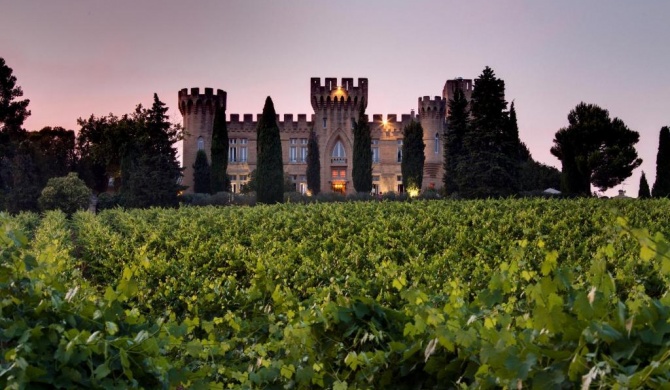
[197,136,205,151]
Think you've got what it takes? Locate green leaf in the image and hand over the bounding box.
[93,362,111,380]
[105,322,118,336]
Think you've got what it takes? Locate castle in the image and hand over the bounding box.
[178,77,473,195]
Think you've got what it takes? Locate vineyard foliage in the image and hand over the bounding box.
[2,199,670,388]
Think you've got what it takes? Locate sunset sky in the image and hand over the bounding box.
[1,0,669,196]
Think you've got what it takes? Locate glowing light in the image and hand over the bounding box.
[382,119,388,126]
[407,187,420,198]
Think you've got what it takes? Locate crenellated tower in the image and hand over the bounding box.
[178,87,227,192]
[443,78,473,118]
[418,96,446,190]
[310,77,368,194]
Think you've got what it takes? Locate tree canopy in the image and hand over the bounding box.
[550,103,642,196]
[38,172,91,215]
[444,87,469,195]
[255,97,284,204]
[0,57,30,138]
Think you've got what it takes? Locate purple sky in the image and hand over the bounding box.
[2,1,669,196]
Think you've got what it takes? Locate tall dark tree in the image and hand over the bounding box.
[507,102,531,162]
[444,87,469,195]
[639,171,651,199]
[210,105,229,193]
[193,150,211,194]
[652,126,670,198]
[122,94,181,208]
[457,66,518,198]
[401,120,425,192]
[550,102,642,196]
[0,57,30,138]
[306,129,321,195]
[352,100,372,193]
[255,97,284,204]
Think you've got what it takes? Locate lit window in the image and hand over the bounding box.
[197,136,205,151]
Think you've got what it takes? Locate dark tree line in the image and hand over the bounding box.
[443,66,560,198]
[0,57,183,212]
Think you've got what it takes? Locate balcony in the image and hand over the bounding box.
[331,157,347,164]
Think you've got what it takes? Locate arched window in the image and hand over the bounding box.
[434,133,439,154]
[332,140,346,158]
[331,140,346,164]
[197,136,205,151]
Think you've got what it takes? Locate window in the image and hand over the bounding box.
[397,139,403,163]
[434,133,440,154]
[290,147,297,162]
[229,139,237,162]
[323,118,327,128]
[240,138,248,162]
[372,139,380,163]
[231,183,237,193]
[331,140,346,164]
[239,175,248,181]
[331,169,346,178]
[240,146,247,162]
[373,175,380,182]
[197,136,205,151]
[299,183,307,194]
[300,138,308,163]
[397,175,403,182]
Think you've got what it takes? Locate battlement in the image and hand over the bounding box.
[417,96,446,118]
[228,113,312,132]
[178,87,227,115]
[311,77,368,112]
[443,78,474,102]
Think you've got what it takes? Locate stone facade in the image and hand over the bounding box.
[179,77,471,194]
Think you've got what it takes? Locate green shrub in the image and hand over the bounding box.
[37,173,91,215]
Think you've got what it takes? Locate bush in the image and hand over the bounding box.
[96,192,121,211]
[313,192,346,203]
[419,189,441,200]
[346,192,375,202]
[38,173,91,215]
[381,191,408,201]
[284,191,308,204]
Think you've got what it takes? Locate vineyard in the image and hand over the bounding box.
[2,199,670,388]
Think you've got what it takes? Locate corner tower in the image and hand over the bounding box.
[418,96,446,190]
[178,87,227,192]
[310,77,368,194]
[443,78,473,117]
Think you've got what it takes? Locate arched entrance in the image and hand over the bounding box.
[330,139,347,193]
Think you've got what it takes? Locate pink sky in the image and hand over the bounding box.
[2,0,669,196]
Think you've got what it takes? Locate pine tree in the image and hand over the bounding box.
[210,105,229,193]
[444,87,468,195]
[0,57,30,138]
[401,120,425,193]
[551,103,642,196]
[306,129,321,195]
[256,97,284,204]
[458,66,518,198]
[121,94,181,208]
[352,100,372,193]
[652,126,670,198]
[638,171,651,199]
[193,150,211,194]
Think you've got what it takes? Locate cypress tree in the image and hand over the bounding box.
[652,126,670,198]
[444,87,468,195]
[352,100,372,193]
[638,171,651,199]
[193,150,211,194]
[401,120,425,193]
[256,96,284,204]
[306,129,321,195]
[210,105,229,193]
